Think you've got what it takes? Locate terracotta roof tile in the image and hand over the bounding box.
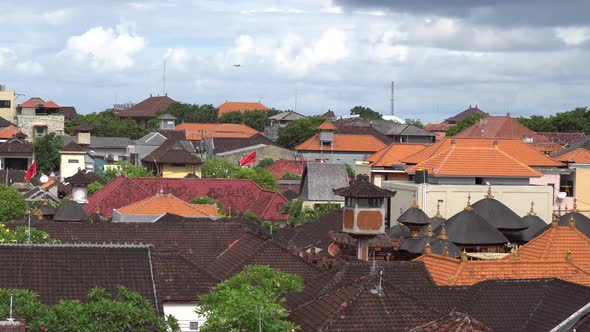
[318,121,337,130]
[115,194,217,217]
[554,148,590,163]
[17,98,60,109]
[455,116,548,142]
[366,143,428,167]
[444,106,487,124]
[424,123,454,132]
[0,125,20,139]
[116,96,175,118]
[334,174,396,198]
[405,145,542,177]
[402,137,563,167]
[296,134,387,152]
[531,141,564,155]
[217,101,268,116]
[176,123,259,141]
[266,159,306,178]
[409,311,493,332]
[537,131,587,146]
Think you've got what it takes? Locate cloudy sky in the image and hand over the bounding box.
[1,0,589,123]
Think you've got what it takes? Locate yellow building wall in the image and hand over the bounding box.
[0,90,16,123]
[162,164,202,178]
[60,153,86,179]
[575,168,590,216]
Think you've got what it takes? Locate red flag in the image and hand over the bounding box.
[25,160,37,181]
[239,151,257,166]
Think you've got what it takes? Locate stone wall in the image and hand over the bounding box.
[17,114,65,139]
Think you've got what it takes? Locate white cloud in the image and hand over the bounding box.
[241,7,304,15]
[15,61,45,76]
[0,48,16,66]
[42,9,71,26]
[61,25,145,71]
[164,48,193,69]
[555,27,590,46]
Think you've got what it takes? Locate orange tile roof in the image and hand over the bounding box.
[424,123,454,132]
[217,101,268,116]
[318,121,337,130]
[454,116,548,142]
[115,194,217,217]
[366,143,428,167]
[0,125,20,139]
[176,123,259,141]
[402,137,563,167]
[531,142,564,155]
[295,134,387,153]
[41,179,57,190]
[415,253,590,287]
[554,148,590,164]
[405,145,543,178]
[512,224,590,273]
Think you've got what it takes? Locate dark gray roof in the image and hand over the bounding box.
[134,132,169,146]
[436,207,509,245]
[471,195,528,231]
[158,113,176,120]
[387,224,410,238]
[507,214,550,243]
[0,117,14,128]
[333,174,396,198]
[419,217,446,237]
[400,236,461,258]
[268,111,306,121]
[386,124,436,137]
[299,163,348,202]
[62,135,132,149]
[333,118,435,138]
[398,204,430,226]
[54,200,89,222]
[559,211,590,238]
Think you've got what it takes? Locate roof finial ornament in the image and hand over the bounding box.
[528,201,536,216]
[435,201,442,218]
[552,214,559,227]
[425,223,434,237]
[410,192,419,209]
[569,215,576,228]
[442,242,449,257]
[461,248,468,260]
[510,247,520,260]
[424,242,432,254]
[464,194,473,211]
[438,223,448,240]
[565,250,573,262]
[573,198,579,212]
[484,185,494,199]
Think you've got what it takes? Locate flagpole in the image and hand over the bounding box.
[27,209,31,244]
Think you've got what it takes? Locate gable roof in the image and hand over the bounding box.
[455,116,548,142]
[0,117,13,128]
[296,134,387,152]
[54,200,89,222]
[0,243,159,308]
[176,123,259,141]
[142,138,202,164]
[366,143,428,167]
[0,137,33,154]
[266,159,306,178]
[334,174,396,198]
[17,97,60,109]
[300,163,349,201]
[554,148,590,163]
[318,121,337,130]
[0,125,20,140]
[402,137,563,167]
[58,106,77,119]
[217,101,268,116]
[443,105,487,124]
[209,133,277,154]
[333,118,435,138]
[115,193,217,217]
[86,177,288,220]
[405,145,543,178]
[60,141,85,152]
[268,111,306,121]
[116,95,175,119]
[334,125,394,144]
[275,209,343,252]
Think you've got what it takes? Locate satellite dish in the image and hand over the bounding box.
[328,243,340,257]
[557,192,567,199]
[39,174,49,183]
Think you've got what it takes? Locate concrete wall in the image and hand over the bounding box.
[163,303,206,332]
[60,152,85,179]
[217,144,295,166]
[382,181,554,224]
[297,151,374,166]
[302,200,344,209]
[428,176,530,185]
[17,114,64,139]
[0,90,16,123]
[161,163,201,178]
[574,167,590,216]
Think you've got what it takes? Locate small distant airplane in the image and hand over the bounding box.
[234,64,241,67]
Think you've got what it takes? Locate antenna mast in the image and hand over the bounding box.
[162,59,167,96]
[390,81,395,116]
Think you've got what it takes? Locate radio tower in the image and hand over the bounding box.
[390,81,394,116]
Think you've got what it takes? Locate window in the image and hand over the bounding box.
[369,198,382,207]
[189,322,199,331]
[68,159,78,164]
[0,100,10,108]
[172,163,185,167]
[345,197,354,207]
[475,177,484,185]
[33,126,47,139]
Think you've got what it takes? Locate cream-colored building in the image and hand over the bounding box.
[382,181,554,224]
[60,142,87,179]
[0,85,16,123]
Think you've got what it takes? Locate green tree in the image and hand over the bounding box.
[281,199,339,226]
[350,106,382,120]
[446,112,488,136]
[231,167,277,191]
[280,172,301,180]
[244,109,268,132]
[103,161,154,183]
[201,159,238,178]
[34,133,63,174]
[0,287,175,331]
[160,102,218,123]
[242,210,259,219]
[190,196,224,214]
[65,110,148,139]
[255,158,275,169]
[87,181,104,196]
[0,185,27,222]
[344,163,355,178]
[277,116,327,149]
[197,265,303,332]
[219,111,245,124]
[405,118,424,128]
[0,223,54,243]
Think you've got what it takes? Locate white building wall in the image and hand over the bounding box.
[163,303,206,332]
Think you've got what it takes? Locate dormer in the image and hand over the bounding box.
[318,121,336,145]
[76,123,92,146]
[158,113,176,130]
[334,174,396,235]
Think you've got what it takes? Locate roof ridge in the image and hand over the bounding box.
[316,277,373,331]
[494,147,542,177]
[522,279,555,330]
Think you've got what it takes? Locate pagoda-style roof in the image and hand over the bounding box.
[38,201,56,216]
[471,188,528,231]
[435,199,508,246]
[54,200,89,222]
[507,203,549,243]
[333,174,396,198]
[559,211,590,238]
[65,169,96,185]
[397,202,429,226]
[400,236,461,258]
[420,216,446,237]
[386,224,410,238]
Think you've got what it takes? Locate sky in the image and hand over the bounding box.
[1,0,589,123]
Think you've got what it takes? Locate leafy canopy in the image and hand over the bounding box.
[405,118,424,128]
[190,196,224,214]
[518,107,590,134]
[281,199,340,226]
[103,161,155,183]
[0,287,177,332]
[87,181,104,196]
[0,223,54,243]
[350,106,382,120]
[446,112,488,136]
[277,116,327,149]
[65,110,148,140]
[0,185,27,222]
[218,111,244,124]
[201,159,277,190]
[197,265,303,332]
[158,102,218,123]
[34,133,63,174]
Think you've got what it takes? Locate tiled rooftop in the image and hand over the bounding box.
[296,134,387,152]
[115,193,217,217]
[365,143,428,167]
[217,101,268,116]
[176,123,258,141]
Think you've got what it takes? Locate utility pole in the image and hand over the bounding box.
[390,81,395,116]
[162,59,167,96]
